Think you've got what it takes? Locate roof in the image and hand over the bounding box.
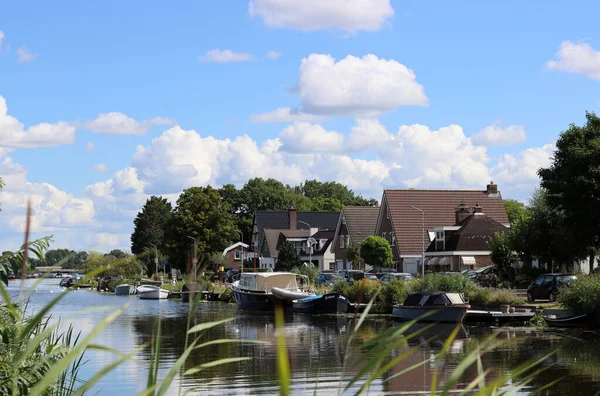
[253,211,340,247]
[426,213,508,252]
[338,206,380,245]
[262,229,335,257]
[222,242,249,255]
[381,189,509,255]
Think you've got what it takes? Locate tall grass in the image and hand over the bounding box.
[558,274,600,319]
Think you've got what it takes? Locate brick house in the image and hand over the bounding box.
[222,242,249,270]
[375,182,509,275]
[332,206,381,270]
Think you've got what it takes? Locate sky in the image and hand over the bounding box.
[0,0,599,253]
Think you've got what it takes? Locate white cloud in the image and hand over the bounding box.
[345,118,393,151]
[492,143,555,190]
[0,96,76,148]
[249,0,394,33]
[17,47,37,62]
[198,49,254,63]
[266,50,281,60]
[546,40,600,80]
[85,142,96,151]
[0,31,4,49]
[250,107,329,123]
[279,122,345,153]
[92,163,109,173]
[471,124,527,146]
[294,54,427,116]
[81,112,175,135]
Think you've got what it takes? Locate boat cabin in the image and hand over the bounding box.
[403,291,467,306]
[237,272,308,293]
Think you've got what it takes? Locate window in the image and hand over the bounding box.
[391,232,396,246]
[382,232,387,242]
[339,235,345,249]
[329,262,336,270]
[234,251,241,260]
[386,206,389,219]
[346,235,350,247]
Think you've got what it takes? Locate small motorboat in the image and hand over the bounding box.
[232,272,312,310]
[137,285,170,300]
[292,293,350,315]
[543,313,594,328]
[180,283,204,303]
[59,276,74,288]
[115,284,136,295]
[391,291,471,323]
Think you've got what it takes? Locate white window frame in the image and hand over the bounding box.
[391,232,396,246]
[234,251,241,260]
[339,235,345,249]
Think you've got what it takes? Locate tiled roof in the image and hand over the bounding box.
[426,213,508,252]
[261,229,334,257]
[254,211,339,247]
[342,206,380,244]
[383,189,509,255]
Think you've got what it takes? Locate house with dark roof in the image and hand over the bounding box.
[332,206,381,270]
[375,182,509,275]
[251,208,339,270]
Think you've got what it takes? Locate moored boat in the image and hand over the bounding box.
[292,293,350,315]
[115,284,136,295]
[137,285,170,299]
[391,291,471,323]
[543,313,594,328]
[59,276,74,288]
[231,272,311,310]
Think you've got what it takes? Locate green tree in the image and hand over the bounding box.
[295,179,377,206]
[276,241,301,271]
[107,249,128,259]
[40,249,88,269]
[346,242,363,269]
[488,231,518,282]
[503,199,528,226]
[538,112,600,274]
[131,196,173,256]
[360,236,393,272]
[166,186,237,271]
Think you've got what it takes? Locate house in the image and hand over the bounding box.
[424,203,509,272]
[375,182,509,275]
[252,207,340,271]
[332,206,381,270]
[222,242,249,270]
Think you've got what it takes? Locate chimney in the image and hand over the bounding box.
[288,206,297,230]
[472,203,484,214]
[455,201,471,224]
[486,181,498,195]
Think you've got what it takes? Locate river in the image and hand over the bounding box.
[7,279,600,395]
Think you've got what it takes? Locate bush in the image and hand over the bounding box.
[466,286,525,305]
[291,263,319,284]
[558,275,600,317]
[331,280,350,296]
[413,274,474,294]
[347,279,380,304]
[377,280,410,314]
[219,287,235,303]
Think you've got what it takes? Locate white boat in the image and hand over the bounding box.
[137,285,170,299]
[231,272,312,310]
[115,284,136,295]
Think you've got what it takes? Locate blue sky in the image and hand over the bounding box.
[0,0,599,252]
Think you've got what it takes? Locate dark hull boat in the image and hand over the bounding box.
[292,293,350,315]
[543,313,594,328]
[392,291,471,323]
[231,272,311,311]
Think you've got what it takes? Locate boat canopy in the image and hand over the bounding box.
[238,272,302,292]
[403,291,467,306]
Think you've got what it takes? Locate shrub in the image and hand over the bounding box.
[414,274,474,294]
[376,280,410,314]
[347,279,380,304]
[558,275,600,317]
[331,280,350,296]
[466,286,525,305]
[291,263,319,284]
[219,287,235,303]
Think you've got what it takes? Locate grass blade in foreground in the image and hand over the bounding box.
[275,304,290,396]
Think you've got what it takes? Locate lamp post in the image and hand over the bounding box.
[237,230,244,273]
[186,236,197,282]
[298,220,314,266]
[148,243,159,280]
[409,206,425,279]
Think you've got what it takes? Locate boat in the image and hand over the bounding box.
[292,293,350,315]
[231,272,312,310]
[180,283,203,303]
[542,313,594,328]
[137,285,170,299]
[391,291,471,323]
[59,275,74,288]
[115,284,136,295]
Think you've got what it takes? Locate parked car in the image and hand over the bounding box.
[315,272,345,286]
[527,273,576,302]
[379,273,415,283]
[365,274,379,281]
[338,270,365,284]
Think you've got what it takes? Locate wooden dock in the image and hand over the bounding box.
[464,309,535,323]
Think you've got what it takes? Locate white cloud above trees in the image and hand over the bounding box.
[546,40,600,80]
[471,123,527,146]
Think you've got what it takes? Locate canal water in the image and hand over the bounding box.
[7,279,600,395]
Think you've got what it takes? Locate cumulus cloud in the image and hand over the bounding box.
[0,96,76,148]
[249,0,394,33]
[471,123,527,146]
[92,163,109,173]
[250,107,329,123]
[492,143,555,189]
[81,112,175,135]
[294,54,427,116]
[85,142,96,151]
[346,118,393,151]
[199,49,254,63]
[17,47,37,62]
[546,40,600,80]
[279,122,345,153]
[266,50,281,60]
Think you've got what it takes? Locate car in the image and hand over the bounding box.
[527,273,576,302]
[315,272,345,286]
[338,270,365,284]
[365,274,378,281]
[468,265,496,279]
[379,272,416,283]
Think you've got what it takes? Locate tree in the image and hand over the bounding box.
[360,236,393,271]
[40,249,88,269]
[538,112,600,274]
[504,199,528,226]
[131,196,173,256]
[295,179,378,207]
[207,252,227,272]
[488,231,518,282]
[166,186,237,271]
[276,241,301,271]
[346,242,363,270]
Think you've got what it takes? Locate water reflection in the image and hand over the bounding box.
[7,279,600,395]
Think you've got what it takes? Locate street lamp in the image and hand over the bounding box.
[298,220,314,266]
[148,243,159,280]
[409,206,425,279]
[236,230,244,273]
[186,236,197,282]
